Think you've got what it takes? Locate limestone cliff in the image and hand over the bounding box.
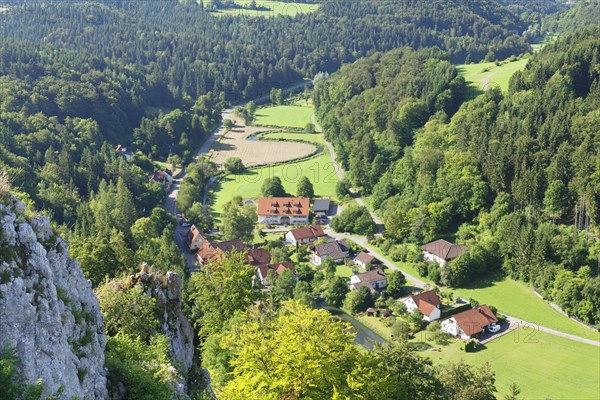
[131,264,195,375]
[0,195,108,399]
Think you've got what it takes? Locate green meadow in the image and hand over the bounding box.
[209,102,339,218]
[423,327,600,399]
[205,0,319,17]
[456,58,528,94]
[254,105,315,128]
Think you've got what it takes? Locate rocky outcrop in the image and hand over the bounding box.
[131,264,195,373]
[0,195,108,399]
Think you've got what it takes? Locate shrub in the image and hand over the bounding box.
[465,338,480,352]
[223,157,245,173]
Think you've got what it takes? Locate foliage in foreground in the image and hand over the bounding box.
[204,300,498,400]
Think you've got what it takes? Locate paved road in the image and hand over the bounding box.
[504,315,599,347]
[313,113,383,231]
[315,113,600,347]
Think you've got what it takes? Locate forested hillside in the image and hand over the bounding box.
[1,0,533,102]
[316,27,600,325]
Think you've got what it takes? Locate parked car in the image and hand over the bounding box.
[488,323,501,333]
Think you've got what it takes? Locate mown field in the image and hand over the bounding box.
[205,0,319,16]
[456,58,528,93]
[366,243,599,341]
[209,123,316,167]
[209,104,338,218]
[453,277,600,341]
[254,105,315,128]
[423,327,600,399]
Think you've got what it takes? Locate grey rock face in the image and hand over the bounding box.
[0,196,108,399]
[131,265,194,373]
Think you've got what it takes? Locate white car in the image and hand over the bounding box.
[488,323,501,333]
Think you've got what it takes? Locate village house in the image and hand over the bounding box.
[185,225,207,252]
[353,251,381,269]
[147,170,173,192]
[256,262,297,286]
[113,144,133,160]
[421,239,465,267]
[309,240,349,266]
[257,197,310,225]
[285,224,326,245]
[195,239,245,266]
[441,305,499,340]
[246,247,271,266]
[401,289,442,321]
[350,269,387,294]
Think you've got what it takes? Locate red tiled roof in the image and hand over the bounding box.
[246,248,271,266]
[411,290,441,316]
[421,239,465,261]
[197,239,244,263]
[186,225,205,247]
[452,305,498,337]
[289,225,325,241]
[257,262,296,281]
[257,197,310,217]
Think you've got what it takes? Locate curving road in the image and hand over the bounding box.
[314,113,600,348]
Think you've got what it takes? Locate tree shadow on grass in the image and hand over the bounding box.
[461,272,507,290]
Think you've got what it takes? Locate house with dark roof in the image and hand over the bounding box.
[312,199,331,216]
[257,197,310,225]
[256,262,297,286]
[441,305,499,340]
[309,240,349,266]
[195,239,245,265]
[285,224,326,245]
[350,269,387,294]
[421,239,465,267]
[402,290,442,321]
[186,225,207,252]
[353,252,381,269]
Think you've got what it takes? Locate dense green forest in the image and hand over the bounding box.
[1,0,534,103]
[315,26,600,325]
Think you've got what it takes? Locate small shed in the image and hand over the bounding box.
[366,307,378,317]
[313,199,331,216]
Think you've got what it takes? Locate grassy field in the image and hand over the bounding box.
[456,58,528,94]
[366,243,599,341]
[453,277,600,341]
[423,327,600,399]
[209,131,337,218]
[254,105,315,128]
[205,0,319,16]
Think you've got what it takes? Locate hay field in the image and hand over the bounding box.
[209,119,316,168]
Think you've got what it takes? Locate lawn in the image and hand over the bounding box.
[335,264,355,278]
[209,131,337,218]
[453,278,600,341]
[254,105,314,128]
[367,244,599,341]
[456,58,528,94]
[206,0,319,16]
[423,326,600,399]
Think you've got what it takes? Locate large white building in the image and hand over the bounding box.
[257,197,310,225]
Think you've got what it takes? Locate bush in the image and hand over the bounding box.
[223,157,245,173]
[343,286,373,314]
[465,338,480,352]
[391,320,411,341]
